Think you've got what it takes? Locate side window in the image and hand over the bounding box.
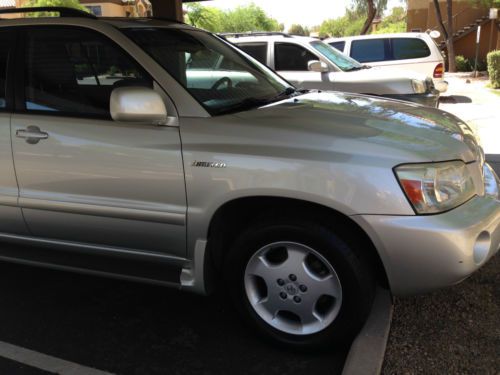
[24,27,152,117]
[350,39,387,63]
[237,43,268,65]
[0,31,11,109]
[274,43,318,71]
[329,41,345,53]
[392,38,430,60]
[187,50,220,69]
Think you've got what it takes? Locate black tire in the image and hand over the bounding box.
[224,216,375,350]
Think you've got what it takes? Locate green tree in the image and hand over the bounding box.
[318,9,365,37]
[373,6,406,34]
[220,4,281,32]
[350,0,388,34]
[185,3,282,33]
[23,0,88,16]
[288,24,309,36]
[185,3,223,31]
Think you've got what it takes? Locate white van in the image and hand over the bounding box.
[325,33,448,93]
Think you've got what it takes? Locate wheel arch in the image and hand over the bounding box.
[205,196,389,290]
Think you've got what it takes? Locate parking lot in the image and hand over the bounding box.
[383,252,499,374]
[0,262,348,375]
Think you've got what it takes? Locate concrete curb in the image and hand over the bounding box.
[341,288,393,375]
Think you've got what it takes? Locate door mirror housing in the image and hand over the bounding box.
[110,87,167,124]
[308,60,329,73]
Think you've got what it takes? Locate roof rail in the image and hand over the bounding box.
[0,7,97,19]
[219,31,292,38]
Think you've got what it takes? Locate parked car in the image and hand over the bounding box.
[0,7,499,350]
[226,32,440,107]
[325,32,448,93]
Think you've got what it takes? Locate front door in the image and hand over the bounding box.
[274,42,332,90]
[11,26,186,257]
[0,29,28,236]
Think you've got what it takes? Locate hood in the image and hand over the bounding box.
[234,91,481,164]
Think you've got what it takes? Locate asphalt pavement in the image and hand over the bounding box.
[0,262,348,375]
[383,253,499,374]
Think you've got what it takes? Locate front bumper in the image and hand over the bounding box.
[385,89,440,107]
[352,196,500,295]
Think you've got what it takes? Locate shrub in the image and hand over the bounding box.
[476,59,488,72]
[487,50,500,89]
[455,55,472,72]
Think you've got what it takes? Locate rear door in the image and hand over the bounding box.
[11,26,187,256]
[236,42,269,65]
[0,29,28,236]
[349,38,390,66]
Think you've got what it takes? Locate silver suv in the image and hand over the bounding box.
[226,32,440,107]
[0,8,499,349]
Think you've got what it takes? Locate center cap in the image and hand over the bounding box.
[284,283,298,295]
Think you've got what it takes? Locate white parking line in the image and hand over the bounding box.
[0,340,114,375]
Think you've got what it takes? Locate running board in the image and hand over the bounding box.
[0,238,183,287]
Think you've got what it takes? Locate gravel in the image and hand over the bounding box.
[382,253,500,374]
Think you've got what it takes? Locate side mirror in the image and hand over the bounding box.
[110,87,167,124]
[308,60,329,73]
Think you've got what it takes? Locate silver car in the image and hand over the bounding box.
[226,32,440,107]
[0,8,499,349]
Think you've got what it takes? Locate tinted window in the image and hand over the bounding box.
[237,43,268,65]
[0,32,10,109]
[392,38,430,60]
[24,27,152,117]
[329,41,345,52]
[275,43,318,71]
[124,28,290,116]
[350,39,387,63]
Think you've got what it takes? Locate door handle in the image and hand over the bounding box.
[16,126,49,144]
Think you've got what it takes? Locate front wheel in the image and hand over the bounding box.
[224,218,375,350]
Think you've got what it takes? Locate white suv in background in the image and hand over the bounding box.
[227,32,440,107]
[325,33,448,93]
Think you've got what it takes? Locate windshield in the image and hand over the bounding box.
[122,27,292,115]
[310,41,363,72]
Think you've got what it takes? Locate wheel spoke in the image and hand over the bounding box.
[257,294,282,320]
[283,246,307,271]
[247,255,278,282]
[306,274,341,300]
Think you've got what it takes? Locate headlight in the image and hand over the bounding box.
[411,79,426,94]
[483,163,499,200]
[395,161,476,214]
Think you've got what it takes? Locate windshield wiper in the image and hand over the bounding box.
[344,66,365,72]
[345,65,371,72]
[215,87,307,116]
[214,97,273,116]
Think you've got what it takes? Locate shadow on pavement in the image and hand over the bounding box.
[0,262,348,375]
[439,95,472,104]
